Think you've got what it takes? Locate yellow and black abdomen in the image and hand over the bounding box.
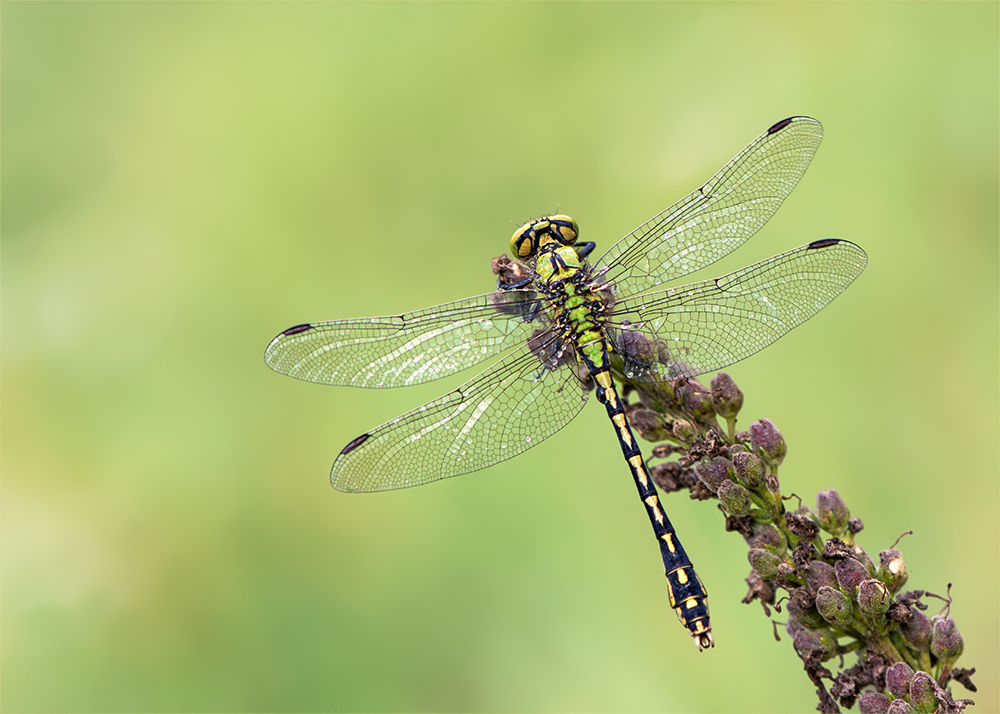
[533,247,712,649]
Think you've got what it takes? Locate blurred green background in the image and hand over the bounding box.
[3,3,996,712]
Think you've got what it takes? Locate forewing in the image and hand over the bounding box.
[596,117,824,294]
[264,289,544,388]
[607,239,867,382]
[331,336,589,492]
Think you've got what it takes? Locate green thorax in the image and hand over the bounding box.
[510,215,608,366]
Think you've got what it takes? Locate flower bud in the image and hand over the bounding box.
[858,579,891,617]
[784,616,805,639]
[804,560,839,592]
[815,585,853,627]
[672,419,695,442]
[710,372,744,419]
[748,548,782,579]
[785,510,820,540]
[886,700,915,714]
[901,608,932,651]
[618,330,655,365]
[930,616,964,663]
[816,489,850,537]
[852,546,878,576]
[878,547,908,592]
[909,671,938,714]
[858,692,891,713]
[628,409,672,441]
[650,461,682,492]
[747,523,784,551]
[884,661,915,699]
[835,558,868,597]
[792,627,837,660]
[787,588,825,628]
[681,383,716,425]
[732,451,766,490]
[718,480,752,516]
[750,418,787,467]
[693,456,732,493]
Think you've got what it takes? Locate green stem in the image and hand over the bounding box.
[867,636,905,663]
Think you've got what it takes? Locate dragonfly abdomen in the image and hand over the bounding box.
[529,234,713,647]
[585,346,713,650]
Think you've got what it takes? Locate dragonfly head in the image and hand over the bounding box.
[510,214,579,260]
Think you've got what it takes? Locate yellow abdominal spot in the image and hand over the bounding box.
[629,455,647,486]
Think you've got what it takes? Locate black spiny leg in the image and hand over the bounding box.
[574,241,597,259]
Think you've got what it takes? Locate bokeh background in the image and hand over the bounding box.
[3,3,997,712]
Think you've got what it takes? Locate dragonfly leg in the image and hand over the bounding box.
[497,276,533,290]
[574,241,597,259]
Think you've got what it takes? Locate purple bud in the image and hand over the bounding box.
[750,418,787,467]
[901,608,933,651]
[618,330,655,364]
[878,547,909,592]
[683,386,717,425]
[692,456,733,493]
[884,661,915,699]
[886,700,915,714]
[815,585,853,627]
[748,548,782,579]
[858,579,891,616]
[835,558,868,597]
[784,616,806,639]
[909,671,938,714]
[804,560,839,592]
[786,588,825,628]
[858,692,891,714]
[852,546,878,576]
[710,372,744,419]
[718,480,752,516]
[732,451,765,489]
[747,523,784,551]
[816,489,850,537]
[930,616,964,663]
[629,409,672,441]
[792,627,837,660]
[672,419,695,442]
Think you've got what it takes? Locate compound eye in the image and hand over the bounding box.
[548,214,579,245]
[510,222,535,260]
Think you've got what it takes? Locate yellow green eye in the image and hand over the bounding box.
[548,214,579,244]
[510,222,535,259]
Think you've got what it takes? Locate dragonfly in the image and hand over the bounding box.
[265,116,867,650]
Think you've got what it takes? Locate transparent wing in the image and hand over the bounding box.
[331,335,589,492]
[595,116,824,294]
[264,289,545,388]
[606,239,867,382]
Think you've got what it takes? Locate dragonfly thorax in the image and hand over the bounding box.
[510,214,579,260]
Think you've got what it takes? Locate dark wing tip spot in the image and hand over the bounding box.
[340,433,371,456]
[767,117,795,134]
[806,238,842,250]
[282,323,314,336]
